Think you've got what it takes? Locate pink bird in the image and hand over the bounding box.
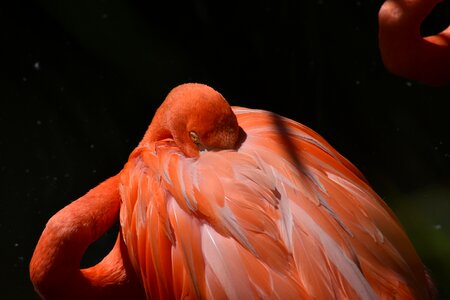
[379,0,450,85]
[30,83,435,299]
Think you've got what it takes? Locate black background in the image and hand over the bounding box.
[1,0,450,299]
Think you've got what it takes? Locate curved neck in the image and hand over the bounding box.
[379,0,450,85]
[30,175,145,299]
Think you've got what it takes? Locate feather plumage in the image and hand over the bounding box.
[119,107,432,299]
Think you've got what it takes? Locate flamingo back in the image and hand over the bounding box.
[119,107,432,299]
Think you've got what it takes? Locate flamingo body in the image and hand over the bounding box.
[31,83,434,299]
[119,89,434,298]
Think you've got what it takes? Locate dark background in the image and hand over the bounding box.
[1,0,449,299]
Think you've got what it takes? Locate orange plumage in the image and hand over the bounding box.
[30,83,434,299]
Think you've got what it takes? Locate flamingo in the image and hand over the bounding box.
[30,83,435,299]
[378,0,450,85]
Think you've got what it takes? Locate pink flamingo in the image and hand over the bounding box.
[31,83,435,299]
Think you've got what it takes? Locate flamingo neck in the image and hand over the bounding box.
[30,175,143,299]
[378,0,450,86]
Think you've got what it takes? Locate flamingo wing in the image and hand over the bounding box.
[119,107,431,299]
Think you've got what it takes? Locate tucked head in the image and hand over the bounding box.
[145,83,241,157]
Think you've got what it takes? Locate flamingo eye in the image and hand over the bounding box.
[189,131,207,152]
[189,131,201,146]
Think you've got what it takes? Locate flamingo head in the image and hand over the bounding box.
[145,83,241,157]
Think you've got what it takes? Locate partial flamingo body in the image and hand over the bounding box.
[379,0,450,85]
[31,83,434,299]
